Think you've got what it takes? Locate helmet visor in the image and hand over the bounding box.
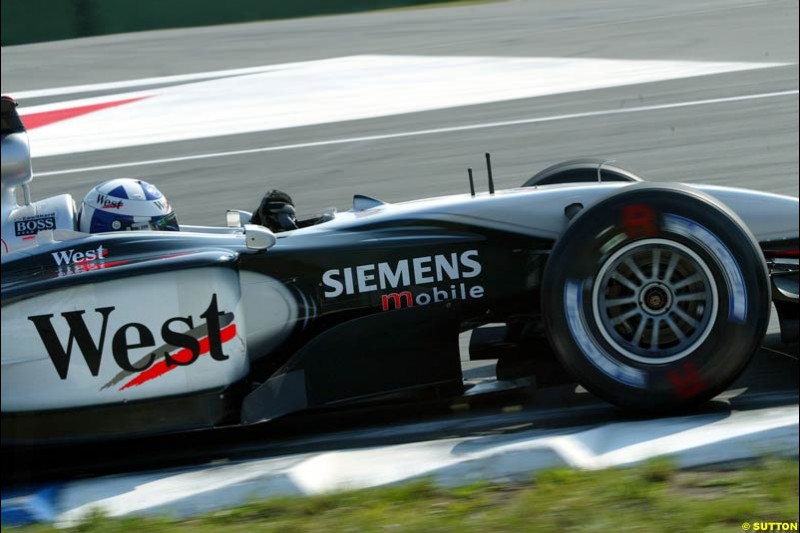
[89,209,179,232]
[130,212,179,231]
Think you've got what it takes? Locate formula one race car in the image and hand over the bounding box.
[2,97,798,444]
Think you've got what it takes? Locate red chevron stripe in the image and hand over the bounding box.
[119,323,237,391]
[21,96,148,130]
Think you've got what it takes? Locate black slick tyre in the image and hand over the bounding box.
[523,158,643,187]
[541,183,770,412]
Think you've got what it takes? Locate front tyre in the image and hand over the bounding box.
[541,183,770,412]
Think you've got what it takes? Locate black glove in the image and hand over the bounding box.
[250,189,298,232]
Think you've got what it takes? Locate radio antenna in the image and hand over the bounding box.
[485,153,495,195]
[467,168,476,197]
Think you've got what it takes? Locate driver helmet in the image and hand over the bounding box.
[79,178,179,233]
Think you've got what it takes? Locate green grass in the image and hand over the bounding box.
[12,457,799,533]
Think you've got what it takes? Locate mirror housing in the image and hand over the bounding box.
[1,131,32,190]
[2,96,33,206]
[226,209,253,228]
[243,224,276,251]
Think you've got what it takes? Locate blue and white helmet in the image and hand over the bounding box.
[79,178,179,233]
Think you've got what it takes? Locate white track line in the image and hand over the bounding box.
[10,60,319,100]
[35,89,799,177]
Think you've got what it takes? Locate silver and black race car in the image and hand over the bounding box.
[2,97,798,444]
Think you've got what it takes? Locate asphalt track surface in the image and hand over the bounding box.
[1,0,798,482]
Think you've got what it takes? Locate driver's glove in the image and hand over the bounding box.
[251,189,299,232]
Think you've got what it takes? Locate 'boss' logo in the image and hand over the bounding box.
[14,214,56,236]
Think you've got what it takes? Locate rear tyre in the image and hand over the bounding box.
[541,183,770,412]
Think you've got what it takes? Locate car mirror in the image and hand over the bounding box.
[243,224,276,250]
[226,209,252,227]
[1,131,33,191]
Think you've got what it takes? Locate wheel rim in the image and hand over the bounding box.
[592,238,718,364]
